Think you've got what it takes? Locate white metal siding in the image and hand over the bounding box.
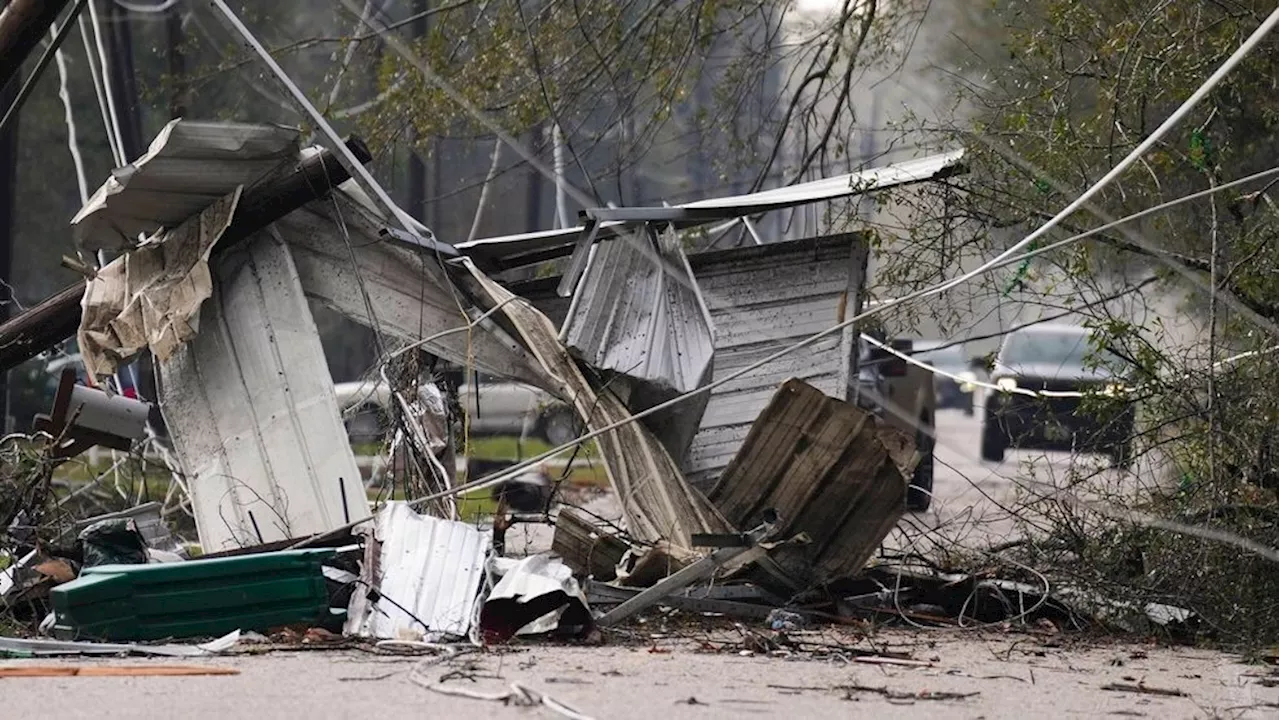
[158,233,370,552]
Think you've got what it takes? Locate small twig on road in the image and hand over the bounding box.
[1100,682,1189,698]
[338,671,399,682]
[768,683,979,701]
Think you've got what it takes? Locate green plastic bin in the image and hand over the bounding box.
[51,548,339,642]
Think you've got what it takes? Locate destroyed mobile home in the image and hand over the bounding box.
[0,119,1134,651]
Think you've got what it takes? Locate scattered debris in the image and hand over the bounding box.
[1100,682,1190,698]
[0,630,240,658]
[78,518,148,568]
[551,508,632,582]
[705,379,915,589]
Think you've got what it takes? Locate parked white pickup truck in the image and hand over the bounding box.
[333,377,577,446]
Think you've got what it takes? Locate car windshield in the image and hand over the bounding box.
[1002,329,1121,368]
[915,344,967,371]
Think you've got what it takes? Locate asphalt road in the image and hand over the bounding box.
[899,402,1130,552]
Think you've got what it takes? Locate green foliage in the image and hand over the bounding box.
[920,0,1279,648]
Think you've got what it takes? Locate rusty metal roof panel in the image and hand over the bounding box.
[682,234,865,491]
[72,120,300,251]
[345,503,491,641]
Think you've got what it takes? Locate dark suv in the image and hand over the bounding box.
[980,324,1134,467]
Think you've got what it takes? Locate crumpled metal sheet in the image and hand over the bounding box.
[480,555,591,643]
[344,502,490,641]
[457,259,731,550]
[77,188,241,380]
[562,226,714,395]
[560,227,715,461]
[71,119,299,252]
[156,231,370,553]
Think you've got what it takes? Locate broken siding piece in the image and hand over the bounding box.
[157,232,370,553]
[276,193,550,389]
[709,379,915,587]
[345,502,490,641]
[683,234,866,490]
[562,227,714,395]
[458,259,731,550]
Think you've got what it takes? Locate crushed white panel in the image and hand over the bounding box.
[683,234,864,490]
[345,502,490,641]
[562,227,714,394]
[276,192,550,389]
[72,119,300,251]
[157,232,370,552]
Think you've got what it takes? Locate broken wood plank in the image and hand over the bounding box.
[0,665,239,677]
[551,507,630,582]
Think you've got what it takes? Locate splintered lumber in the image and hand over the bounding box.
[552,507,631,582]
[0,137,373,374]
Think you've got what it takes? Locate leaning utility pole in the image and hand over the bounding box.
[0,0,72,91]
[104,0,143,159]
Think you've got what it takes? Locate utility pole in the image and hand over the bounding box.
[0,79,18,432]
[104,0,142,160]
[165,1,187,119]
[406,0,428,223]
[0,0,72,91]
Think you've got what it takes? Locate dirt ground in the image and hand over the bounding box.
[2,627,1275,719]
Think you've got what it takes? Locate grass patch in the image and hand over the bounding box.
[461,435,599,460]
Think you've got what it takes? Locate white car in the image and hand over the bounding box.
[334,377,577,446]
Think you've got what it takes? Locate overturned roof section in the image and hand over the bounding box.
[72,120,301,251]
[456,149,966,270]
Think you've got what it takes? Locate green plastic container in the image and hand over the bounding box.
[51,548,338,642]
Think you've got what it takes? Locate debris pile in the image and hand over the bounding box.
[0,119,1084,659]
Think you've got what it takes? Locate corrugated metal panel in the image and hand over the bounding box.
[72,120,300,251]
[682,234,864,490]
[562,227,714,394]
[707,379,914,587]
[157,232,370,553]
[345,503,490,640]
[274,192,550,389]
[455,150,963,268]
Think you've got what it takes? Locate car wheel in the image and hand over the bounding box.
[537,406,578,447]
[906,428,934,512]
[980,424,1006,463]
